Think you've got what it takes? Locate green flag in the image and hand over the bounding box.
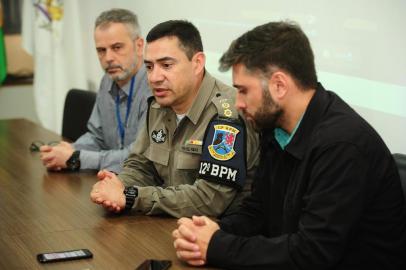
[0,3,7,84]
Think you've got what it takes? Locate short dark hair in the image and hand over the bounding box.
[146,20,203,60]
[219,21,317,89]
[95,8,141,39]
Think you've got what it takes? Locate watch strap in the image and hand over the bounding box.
[124,186,138,210]
[66,150,81,171]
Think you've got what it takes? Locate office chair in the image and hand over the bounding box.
[62,89,97,142]
[393,153,406,202]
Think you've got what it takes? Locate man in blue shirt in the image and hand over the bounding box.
[40,9,151,173]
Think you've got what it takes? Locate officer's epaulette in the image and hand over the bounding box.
[211,92,238,121]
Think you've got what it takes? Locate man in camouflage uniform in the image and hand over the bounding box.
[90,20,259,218]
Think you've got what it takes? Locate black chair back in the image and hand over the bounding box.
[393,153,406,201]
[62,89,96,141]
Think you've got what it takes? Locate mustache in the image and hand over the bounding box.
[105,64,123,71]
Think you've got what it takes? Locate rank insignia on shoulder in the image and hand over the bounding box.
[198,117,247,190]
[224,109,233,117]
[213,97,237,119]
[208,124,239,161]
[151,129,166,143]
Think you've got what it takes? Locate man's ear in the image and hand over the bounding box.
[269,71,289,100]
[192,52,206,75]
[135,37,144,57]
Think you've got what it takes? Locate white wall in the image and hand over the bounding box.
[15,0,406,153]
[0,85,39,123]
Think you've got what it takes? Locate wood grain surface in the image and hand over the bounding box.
[0,119,217,270]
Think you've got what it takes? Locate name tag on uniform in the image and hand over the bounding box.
[181,139,203,154]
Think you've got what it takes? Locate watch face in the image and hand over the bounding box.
[67,151,80,171]
[124,186,138,210]
[126,188,137,196]
[68,159,79,170]
[71,159,80,167]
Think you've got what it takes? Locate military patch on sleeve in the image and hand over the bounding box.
[198,117,246,190]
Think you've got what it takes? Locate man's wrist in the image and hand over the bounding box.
[123,186,138,210]
[206,229,223,265]
[66,150,81,171]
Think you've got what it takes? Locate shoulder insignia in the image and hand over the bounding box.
[212,94,238,120]
[208,124,239,161]
[198,117,247,190]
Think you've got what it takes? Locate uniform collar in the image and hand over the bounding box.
[283,83,330,160]
[186,71,216,125]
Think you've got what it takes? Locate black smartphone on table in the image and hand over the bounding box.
[37,248,93,263]
[135,259,172,270]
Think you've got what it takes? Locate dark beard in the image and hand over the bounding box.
[251,84,283,132]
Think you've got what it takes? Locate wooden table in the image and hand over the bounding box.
[0,119,216,270]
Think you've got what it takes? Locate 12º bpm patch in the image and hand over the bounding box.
[199,161,238,182]
[198,118,246,189]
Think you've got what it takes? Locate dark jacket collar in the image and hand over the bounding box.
[266,83,330,160]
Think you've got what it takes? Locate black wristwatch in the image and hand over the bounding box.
[66,150,81,171]
[123,186,138,210]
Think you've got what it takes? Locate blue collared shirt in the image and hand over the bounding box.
[274,116,302,150]
[73,65,151,172]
